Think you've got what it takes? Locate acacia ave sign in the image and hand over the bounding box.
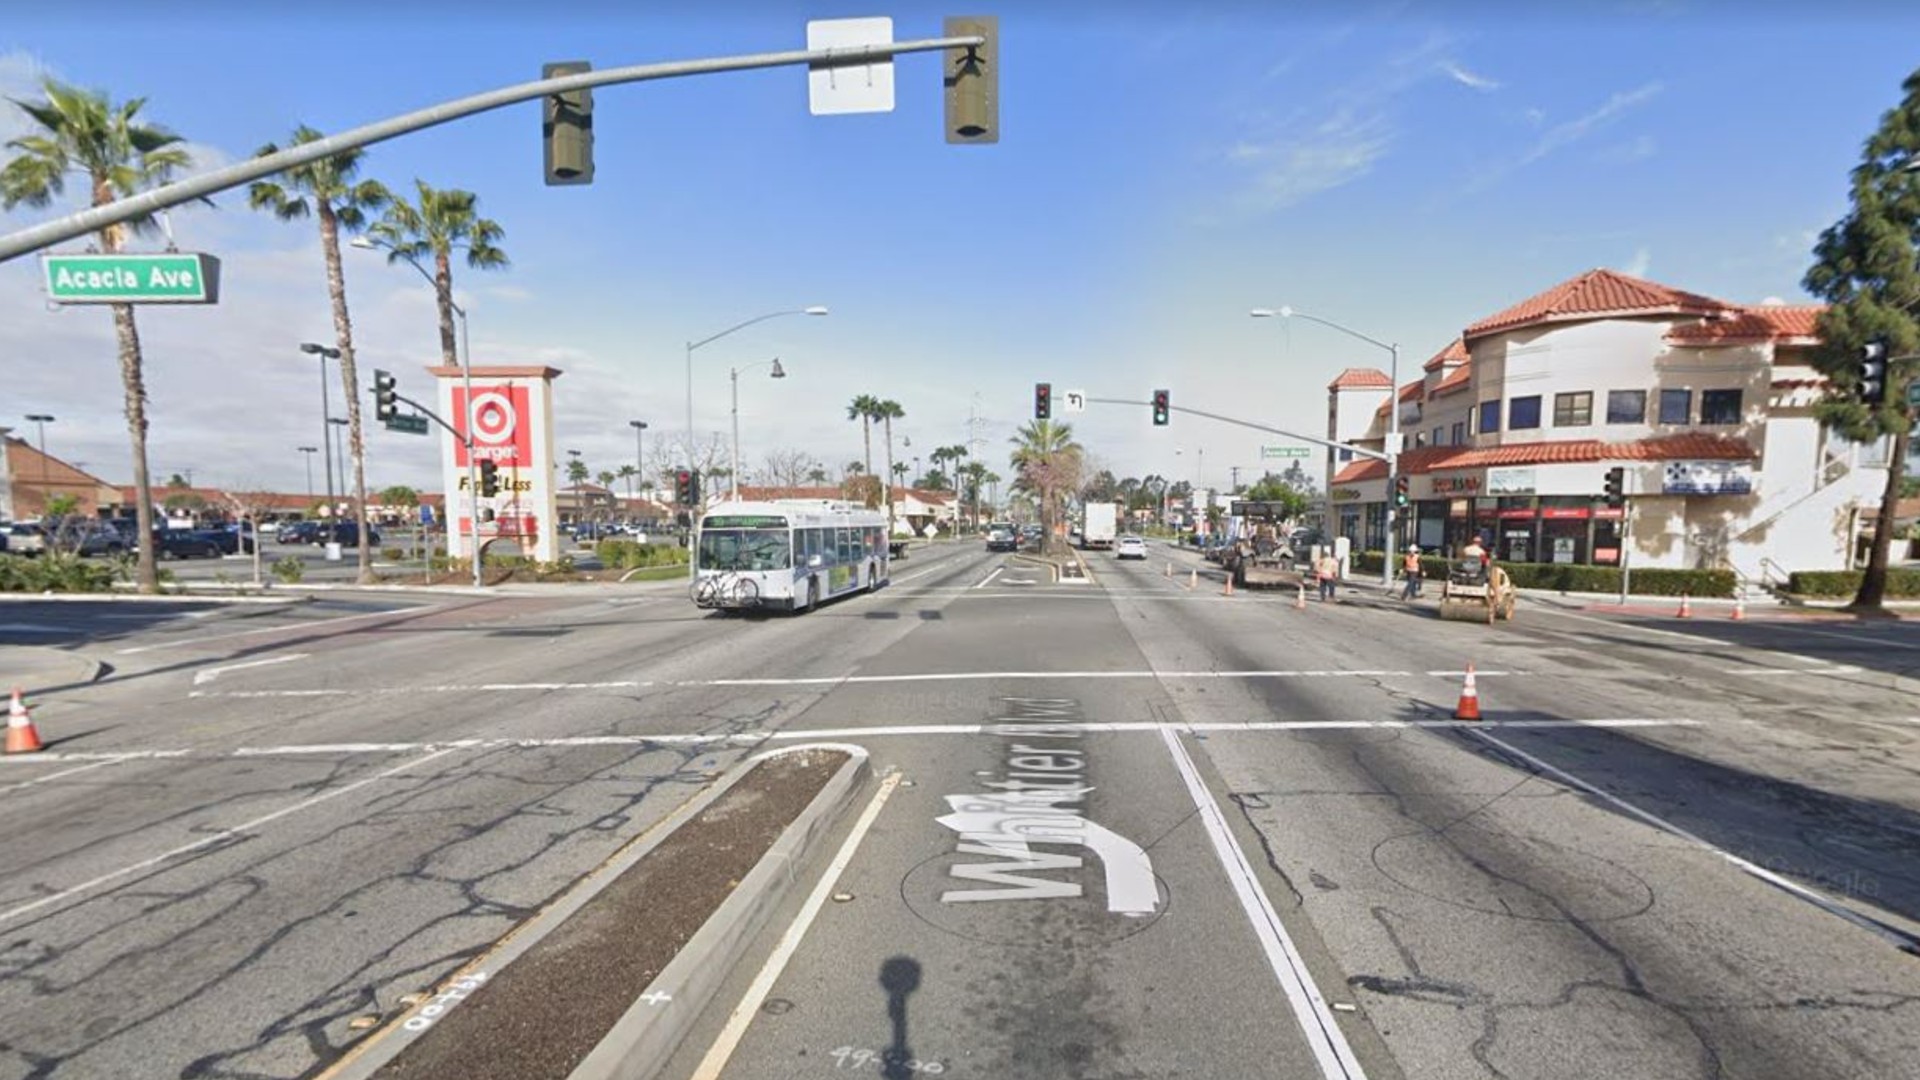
[40,252,221,304]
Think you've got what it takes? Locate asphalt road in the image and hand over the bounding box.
[1,538,1917,1079]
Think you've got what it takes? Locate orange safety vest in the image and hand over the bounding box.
[1402,552,1421,573]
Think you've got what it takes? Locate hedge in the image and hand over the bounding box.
[1349,551,1735,597]
[0,553,117,593]
[1786,569,1920,598]
[594,540,689,570]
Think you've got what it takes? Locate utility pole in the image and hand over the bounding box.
[1230,465,1241,493]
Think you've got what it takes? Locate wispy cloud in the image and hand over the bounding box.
[1620,247,1652,277]
[1596,134,1658,164]
[1466,81,1664,192]
[1440,61,1500,91]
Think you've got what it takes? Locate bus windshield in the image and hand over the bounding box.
[698,529,792,571]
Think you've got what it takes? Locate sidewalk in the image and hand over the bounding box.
[0,645,105,696]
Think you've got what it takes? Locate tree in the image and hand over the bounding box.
[617,464,638,499]
[1242,472,1313,520]
[370,180,508,369]
[759,448,823,489]
[844,460,866,478]
[380,485,420,510]
[597,469,616,489]
[875,399,905,528]
[2,79,197,593]
[566,458,590,486]
[249,125,391,584]
[1803,68,1920,610]
[847,395,882,477]
[918,468,952,491]
[1008,420,1083,553]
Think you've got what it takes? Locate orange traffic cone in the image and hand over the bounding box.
[6,687,43,754]
[1730,594,1745,621]
[1452,664,1482,721]
[1223,574,1234,597]
[1295,582,1308,610]
[1676,592,1692,618]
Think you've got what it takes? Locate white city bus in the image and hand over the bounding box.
[692,500,890,613]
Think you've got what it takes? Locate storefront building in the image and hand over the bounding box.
[1328,269,1885,579]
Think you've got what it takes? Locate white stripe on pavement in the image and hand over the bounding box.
[192,653,308,685]
[974,566,1005,589]
[1159,725,1368,1079]
[117,604,442,654]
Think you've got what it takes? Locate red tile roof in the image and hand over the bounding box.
[1422,337,1469,372]
[1327,367,1393,391]
[1430,361,1474,397]
[1463,269,1734,341]
[1373,379,1427,418]
[1329,433,1756,484]
[1666,304,1826,345]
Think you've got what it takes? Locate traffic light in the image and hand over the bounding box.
[478,460,500,498]
[542,61,594,185]
[675,469,700,507]
[1860,339,1890,406]
[1152,389,1170,426]
[1393,475,1410,508]
[1603,466,1625,509]
[373,370,397,422]
[1034,383,1051,420]
[943,16,999,144]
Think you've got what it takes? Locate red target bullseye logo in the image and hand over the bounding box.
[455,386,532,466]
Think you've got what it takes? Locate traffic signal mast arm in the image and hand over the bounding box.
[0,31,990,264]
[1079,395,1395,462]
[379,388,475,452]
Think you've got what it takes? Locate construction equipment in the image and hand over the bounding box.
[1438,557,1516,624]
[1219,500,1301,589]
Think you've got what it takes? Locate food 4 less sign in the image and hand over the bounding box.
[41,252,221,304]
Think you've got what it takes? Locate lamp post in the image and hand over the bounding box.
[629,419,648,506]
[328,418,350,519]
[24,414,53,516]
[350,235,483,589]
[686,307,826,477]
[299,343,340,529]
[1251,306,1400,588]
[730,358,786,501]
[298,446,319,500]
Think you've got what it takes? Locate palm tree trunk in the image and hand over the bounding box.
[95,199,158,592]
[882,416,894,535]
[862,418,873,478]
[433,248,458,368]
[319,203,374,583]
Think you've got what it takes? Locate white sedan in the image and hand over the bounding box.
[1116,536,1148,560]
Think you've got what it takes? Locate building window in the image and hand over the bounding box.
[1659,388,1692,425]
[1553,391,1593,427]
[1701,389,1743,425]
[1414,431,1427,448]
[1432,426,1446,447]
[1452,421,1466,445]
[1478,400,1501,433]
[1509,395,1542,430]
[1606,390,1646,424]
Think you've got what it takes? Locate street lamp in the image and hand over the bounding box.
[730,358,786,501]
[299,343,340,527]
[328,417,350,519]
[629,420,648,503]
[349,234,483,589]
[1251,305,1401,588]
[686,307,826,475]
[24,414,54,516]
[298,446,319,500]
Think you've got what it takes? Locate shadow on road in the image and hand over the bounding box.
[879,955,921,1080]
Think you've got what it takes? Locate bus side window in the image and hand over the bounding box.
[804,528,821,564]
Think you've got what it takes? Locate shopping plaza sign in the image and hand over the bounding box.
[1662,460,1755,496]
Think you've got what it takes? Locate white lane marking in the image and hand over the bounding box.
[1463,728,1920,955]
[0,623,68,634]
[0,757,124,794]
[192,653,308,686]
[1159,726,1368,1079]
[974,566,1005,589]
[0,750,190,765]
[0,746,460,928]
[1720,665,1862,676]
[689,770,903,1080]
[116,604,441,654]
[1787,625,1920,652]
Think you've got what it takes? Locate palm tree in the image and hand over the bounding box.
[617,463,638,499]
[249,125,390,583]
[1009,420,1083,552]
[369,180,508,368]
[874,399,905,532]
[846,395,882,477]
[983,469,1003,517]
[845,460,866,478]
[807,466,831,486]
[960,460,990,527]
[2,80,197,593]
[567,458,590,486]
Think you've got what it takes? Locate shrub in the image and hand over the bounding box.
[380,547,405,561]
[271,556,305,584]
[0,553,117,593]
[1786,568,1920,599]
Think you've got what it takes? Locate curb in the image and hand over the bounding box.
[318,743,870,1080]
[573,743,871,1080]
[1,591,309,606]
[0,647,105,694]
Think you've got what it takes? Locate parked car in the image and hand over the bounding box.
[985,525,1019,552]
[321,521,381,548]
[153,528,225,560]
[2,522,48,556]
[1116,535,1148,560]
[76,524,131,557]
[277,520,322,545]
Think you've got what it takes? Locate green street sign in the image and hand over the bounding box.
[1260,445,1311,459]
[385,414,430,436]
[40,252,221,304]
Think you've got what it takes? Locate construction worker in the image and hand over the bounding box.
[1462,533,1487,562]
[1316,550,1339,602]
[1401,545,1423,600]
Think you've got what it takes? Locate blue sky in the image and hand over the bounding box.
[3,1,1917,497]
